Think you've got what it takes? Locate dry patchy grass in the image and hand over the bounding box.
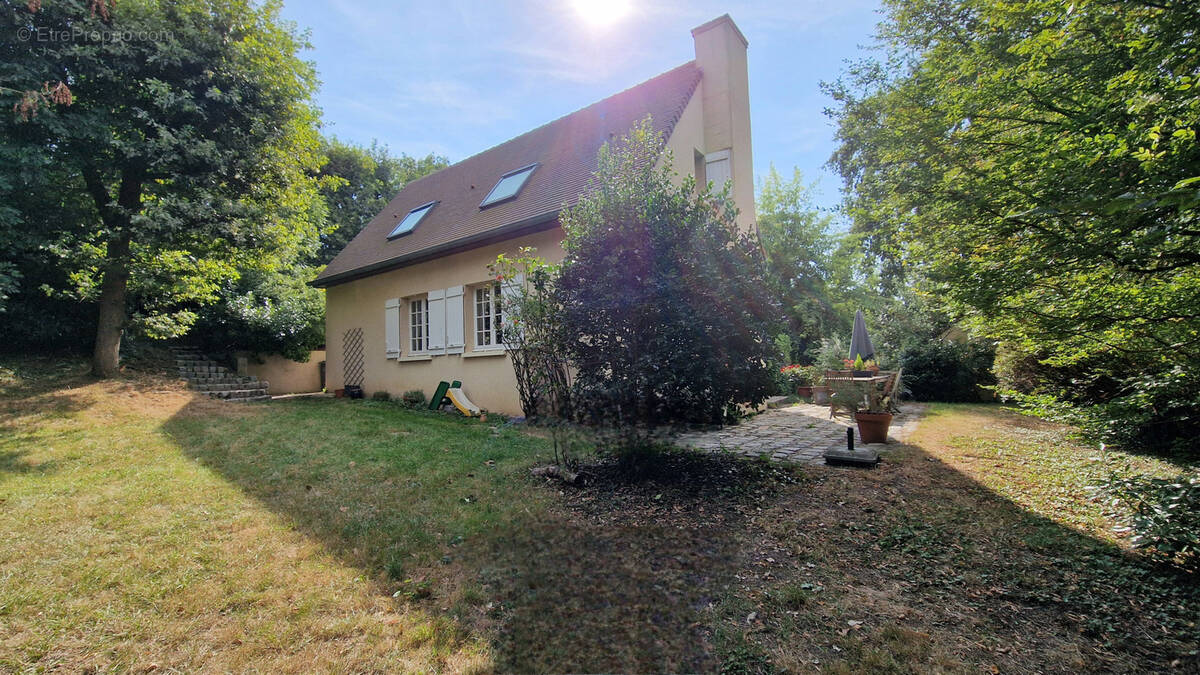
[712,404,1199,673]
[2,359,1196,674]
[0,360,542,673]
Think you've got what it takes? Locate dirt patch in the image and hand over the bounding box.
[472,451,800,673]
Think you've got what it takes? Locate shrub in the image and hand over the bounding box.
[555,118,779,432]
[778,364,822,389]
[815,335,848,371]
[400,389,427,409]
[1100,470,1200,571]
[898,339,994,402]
[997,344,1199,457]
[371,390,391,402]
[1091,368,1200,456]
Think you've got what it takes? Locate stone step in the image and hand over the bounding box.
[188,376,259,386]
[177,365,228,374]
[227,395,272,403]
[206,388,269,399]
[194,382,265,392]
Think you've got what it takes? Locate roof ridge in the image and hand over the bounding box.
[397,61,699,193]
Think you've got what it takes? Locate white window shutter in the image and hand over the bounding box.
[427,288,446,355]
[705,149,732,192]
[445,285,465,354]
[500,273,524,347]
[385,298,400,359]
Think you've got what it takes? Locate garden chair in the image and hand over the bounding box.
[826,377,867,420]
[883,368,903,413]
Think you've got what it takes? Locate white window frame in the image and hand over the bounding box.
[473,282,504,350]
[409,296,429,354]
[704,148,732,192]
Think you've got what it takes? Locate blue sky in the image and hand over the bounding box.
[277,0,883,213]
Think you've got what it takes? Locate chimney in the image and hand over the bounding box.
[692,14,755,227]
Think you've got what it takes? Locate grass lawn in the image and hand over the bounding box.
[1,357,1196,672]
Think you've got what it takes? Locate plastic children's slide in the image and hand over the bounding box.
[445,387,481,417]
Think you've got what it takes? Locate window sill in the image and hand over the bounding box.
[399,354,433,362]
[463,349,507,359]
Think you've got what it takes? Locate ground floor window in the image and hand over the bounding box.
[410,297,428,353]
[474,282,503,348]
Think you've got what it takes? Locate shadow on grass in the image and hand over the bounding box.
[160,396,789,673]
[158,396,1197,673]
[744,404,1200,672]
[0,449,57,482]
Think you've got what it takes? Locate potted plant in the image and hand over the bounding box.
[846,355,877,378]
[778,364,813,398]
[779,364,827,399]
[828,380,894,443]
[803,365,828,402]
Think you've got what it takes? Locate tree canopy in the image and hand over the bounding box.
[2,0,326,375]
[756,167,840,361]
[827,0,1200,450]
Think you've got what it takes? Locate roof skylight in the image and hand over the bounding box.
[480,164,538,207]
[387,201,436,239]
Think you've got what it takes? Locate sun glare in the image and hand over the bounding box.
[571,0,630,28]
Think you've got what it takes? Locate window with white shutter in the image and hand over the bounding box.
[408,297,428,353]
[499,274,523,347]
[704,149,731,192]
[385,298,401,359]
[473,282,502,349]
[445,285,465,354]
[427,288,446,354]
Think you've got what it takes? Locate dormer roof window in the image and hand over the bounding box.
[387,201,436,239]
[480,164,538,208]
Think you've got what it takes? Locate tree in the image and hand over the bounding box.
[188,139,449,361]
[756,166,840,362]
[316,139,448,266]
[191,265,325,362]
[2,0,326,376]
[555,118,780,431]
[827,0,1200,451]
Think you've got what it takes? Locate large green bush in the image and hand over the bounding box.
[899,340,995,402]
[555,119,779,430]
[997,344,1198,457]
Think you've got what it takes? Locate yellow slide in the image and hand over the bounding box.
[446,387,481,417]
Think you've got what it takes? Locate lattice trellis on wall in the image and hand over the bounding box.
[343,327,364,388]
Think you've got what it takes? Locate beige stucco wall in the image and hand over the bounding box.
[692,15,756,232]
[324,227,565,415]
[663,87,705,184]
[661,80,754,233]
[238,350,326,394]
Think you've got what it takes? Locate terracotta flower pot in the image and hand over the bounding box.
[811,386,831,404]
[855,411,893,444]
[796,385,813,398]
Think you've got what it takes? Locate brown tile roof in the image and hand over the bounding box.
[312,61,702,287]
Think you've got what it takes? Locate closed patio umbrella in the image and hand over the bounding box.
[849,310,875,362]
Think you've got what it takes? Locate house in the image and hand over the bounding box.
[312,14,755,414]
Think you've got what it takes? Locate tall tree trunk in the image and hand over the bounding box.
[92,233,131,378]
[85,167,142,379]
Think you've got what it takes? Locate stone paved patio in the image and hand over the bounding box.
[673,402,927,464]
